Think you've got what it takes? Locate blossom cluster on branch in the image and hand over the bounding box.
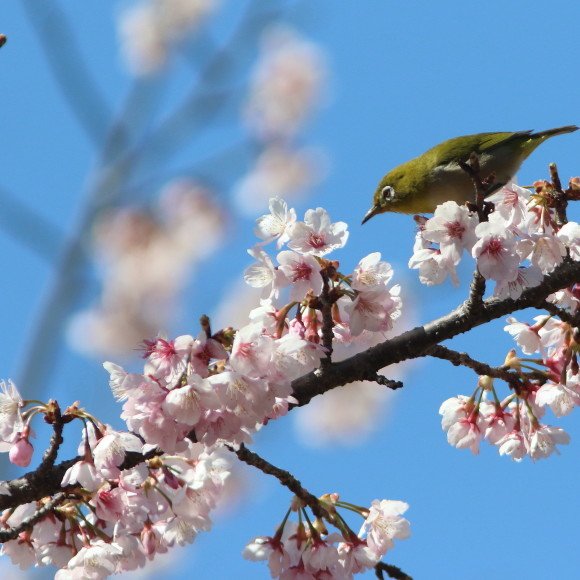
[0,198,409,578]
[0,169,578,578]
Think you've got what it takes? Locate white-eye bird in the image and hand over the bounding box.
[362,125,578,222]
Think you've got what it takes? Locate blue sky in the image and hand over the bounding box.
[1,1,580,579]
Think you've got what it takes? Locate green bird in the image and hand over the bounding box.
[362,125,578,222]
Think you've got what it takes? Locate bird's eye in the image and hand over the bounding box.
[381,185,395,201]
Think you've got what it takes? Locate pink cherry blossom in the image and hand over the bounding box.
[351,252,394,290]
[245,246,289,302]
[254,197,297,248]
[277,250,323,301]
[535,371,580,417]
[446,416,481,455]
[527,233,566,274]
[9,429,34,467]
[344,287,401,336]
[528,425,570,460]
[0,379,24,445]
[287,208,348,256]
[493,265,543,300]
[408,246,459,287]
[488,183,531,227]
[557,221,580,260]
[230,324,275,378]
[472,214,520,282]
[504,317,542,355]
[93,431,143,479]
[61,460,102,492]
[497,430,528,461]
[359,499,411,557]
[477,401,515,444]
[142,335,193,387]
[162,374,220,425]
[421,201,477,265]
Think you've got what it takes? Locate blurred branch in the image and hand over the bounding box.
[0,186,62,262]
[14,0,293,400]
[97,1,283,200]
[22,0,111,146]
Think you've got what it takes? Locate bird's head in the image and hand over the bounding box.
[362,168,414,223]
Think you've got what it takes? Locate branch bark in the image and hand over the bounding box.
[0,257,578,514]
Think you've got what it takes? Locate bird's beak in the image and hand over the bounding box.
[361,205,380,225]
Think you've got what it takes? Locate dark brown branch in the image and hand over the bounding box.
[366,372,404,390]
[458,154,493,222]
[37,402,65,476]
[1,258,578,516]
[375,561,414,580]
[464,270,486,316]
[424,345,522,385]
[231,444,326,520]
[0,492,67,542]
[319,272,335,367]
[541,300,580,328]
[291,257,580,406]
[549,163,568,226]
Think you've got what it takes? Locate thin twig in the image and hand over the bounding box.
[319,272,335,367]
[375,561,414,580]
[37,402,64,476]
[0,492,67,542]
[423,345,528,386]
[231,444,326,520]
[549,163,568,226]
[541,300,580,328]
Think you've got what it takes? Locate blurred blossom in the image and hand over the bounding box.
[68,180,225,357]
[294,380,393,447]
[244,26,327,139]
[233,144,326,215]
[119,0,220,75]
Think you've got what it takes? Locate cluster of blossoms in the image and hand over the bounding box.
[243,496,410,579]
[0,198,407,578]
[440,301,579,461]
[70,181,225,357]
[435,178,580,461]
[0,379,230,577]
[245,197,402,338]
[236,27,327,214]
[410,182,580,298]
[119,0,220,75]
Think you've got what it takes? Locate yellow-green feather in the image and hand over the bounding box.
[370,125,578,215]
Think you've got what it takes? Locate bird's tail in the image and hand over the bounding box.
[534,125,579,139]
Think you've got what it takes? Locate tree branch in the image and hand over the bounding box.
[232,444,326,519]
[291,258,580,405]
[0,258,578,515]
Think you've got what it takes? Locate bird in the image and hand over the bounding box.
[362,125,578,222]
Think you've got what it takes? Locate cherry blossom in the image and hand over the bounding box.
[359,499,411,556]
[277,250,323,301]
[528,424,570,460]
[472,214,520,282]
[287,208,348,257]
[254,197,297,248]
[557,221,580,260]
[351,252,394,291]
[421,201,477,264]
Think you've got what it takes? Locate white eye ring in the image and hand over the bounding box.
[381,185,395,201]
